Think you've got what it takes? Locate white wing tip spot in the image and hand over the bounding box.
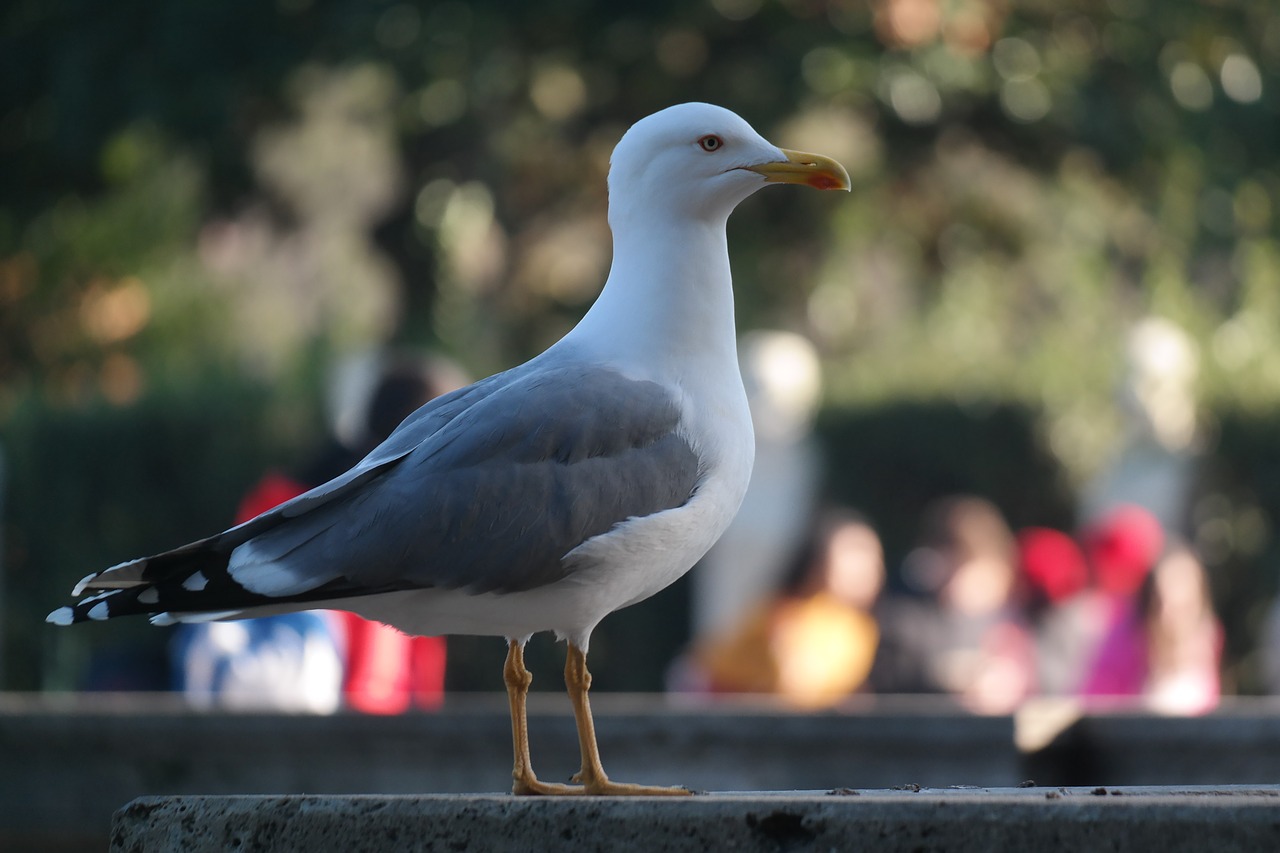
[46,607,74,626]
[182,572,209,592]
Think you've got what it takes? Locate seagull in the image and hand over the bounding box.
[48,102,850,795]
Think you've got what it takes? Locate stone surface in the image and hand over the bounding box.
[111,787,1280,853]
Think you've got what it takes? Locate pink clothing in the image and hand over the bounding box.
[1081,598,1147,700]
[1081,596,1221,714]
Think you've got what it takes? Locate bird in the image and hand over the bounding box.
[48,102,850,796]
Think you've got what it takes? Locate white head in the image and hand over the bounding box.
[607,103,850,229]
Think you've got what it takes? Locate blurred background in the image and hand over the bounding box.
[2,0,1280,716]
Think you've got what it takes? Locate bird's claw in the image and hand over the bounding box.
[567,770,692,796]
[512,776,585,796]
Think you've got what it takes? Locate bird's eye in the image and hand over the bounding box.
[698,135,724,152]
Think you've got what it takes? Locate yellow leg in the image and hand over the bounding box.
[504,639,580,796]
[564,643,692,796]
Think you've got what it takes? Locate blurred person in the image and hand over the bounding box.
[1082,539,1222,714]
[874,496,1035,714]
[1017,526,1106,696]
[1079,317,1200,535]
[1067,505,1162,704]
[173,352,464,713]
[173,608,344,713]
[1143,543,1222,713]
[1081,503,1165,602]
[688,509,884,709]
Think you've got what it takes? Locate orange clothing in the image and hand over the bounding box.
[696,591,879,709]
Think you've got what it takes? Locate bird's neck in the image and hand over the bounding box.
[567,213,739,376]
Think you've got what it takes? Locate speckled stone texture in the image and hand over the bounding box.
[111,787,1280,853]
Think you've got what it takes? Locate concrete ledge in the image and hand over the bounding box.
[112,787,1280,853]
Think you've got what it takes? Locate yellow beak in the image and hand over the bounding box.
[743,149,851,191]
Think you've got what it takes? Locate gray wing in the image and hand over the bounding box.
[271,368,515,520]
[229,361,702,597]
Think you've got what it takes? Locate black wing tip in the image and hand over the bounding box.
[46,593,119,625]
